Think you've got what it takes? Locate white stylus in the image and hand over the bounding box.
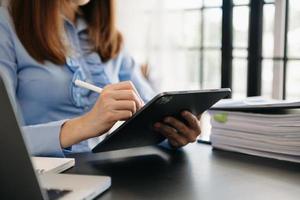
[74,80,103,93]
[75,79,145,106]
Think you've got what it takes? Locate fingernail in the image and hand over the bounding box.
[154,123,160,128]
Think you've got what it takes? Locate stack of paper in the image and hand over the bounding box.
[209,97,300,163]
[31,157,75,174]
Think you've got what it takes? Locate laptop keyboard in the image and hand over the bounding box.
[45,188,72,200]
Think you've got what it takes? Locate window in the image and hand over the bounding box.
[264,0,300,100]
[232,1,250,99]
[261,1,275,98]
[286,0,300,99]
[201,1,222,89]
[117,0,300,99]
[117,0,204,92]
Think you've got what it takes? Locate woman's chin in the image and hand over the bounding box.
[72,0,91,6]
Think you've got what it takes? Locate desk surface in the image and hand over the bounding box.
[67,143,300,200]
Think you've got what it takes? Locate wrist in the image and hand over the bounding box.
[82,111,108,136]
[59,112,110,148]
[59,114,94,148]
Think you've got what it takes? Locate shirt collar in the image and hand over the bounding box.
[76,17,88,33]
[63,15,88,33]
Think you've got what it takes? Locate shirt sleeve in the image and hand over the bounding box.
[0,13,66,157]
[119,52,156,102]
[22,121,67,157]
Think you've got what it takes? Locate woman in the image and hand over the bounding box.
[0,0,201,157]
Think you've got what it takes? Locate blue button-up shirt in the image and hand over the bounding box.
[0,7,155,157]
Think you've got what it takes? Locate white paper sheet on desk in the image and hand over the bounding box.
[209,108,300,163]
[212,142,300,163]
[31,157,75,174]
[211,128,300,143]
[211,130,300,155]
[212,97,300,109]
[209,110,300,131]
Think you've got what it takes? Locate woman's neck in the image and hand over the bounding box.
[61,2,79,24]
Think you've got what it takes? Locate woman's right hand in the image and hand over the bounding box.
[85,81,144,136]
[60,81,144,148]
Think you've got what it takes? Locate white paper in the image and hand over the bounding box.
[31,157,75,174]
[209,102,300,163]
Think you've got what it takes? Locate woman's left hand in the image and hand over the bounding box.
[154,111,201,148]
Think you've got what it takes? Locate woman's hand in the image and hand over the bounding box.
[60,81,144,148]
[154,111,201,148]
[86,81,144,135]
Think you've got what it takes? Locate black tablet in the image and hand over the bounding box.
[92,88,231,153]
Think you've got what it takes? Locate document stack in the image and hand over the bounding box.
[209,97,300,163]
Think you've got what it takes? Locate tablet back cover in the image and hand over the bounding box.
[92,89,231,153]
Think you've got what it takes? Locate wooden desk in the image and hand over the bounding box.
[66,143,300,200]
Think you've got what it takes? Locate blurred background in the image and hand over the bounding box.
[117,0,300,100]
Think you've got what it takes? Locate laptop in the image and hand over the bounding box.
[0,74,111,200]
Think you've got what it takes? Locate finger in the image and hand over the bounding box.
[168,139,180,148]
[108,81,145,108]
[111,90,142,110]
[154,123,188,147]
[129,83,145,108]
[121,81,145,108]
[106,81,134,90]
[113,110,133,121]
[112,100,137,114]
[197,114,202,120]
[182,111,201,134]
[164,117,197,142]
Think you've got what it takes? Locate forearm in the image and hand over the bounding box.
[59,113,103,148]
[60,81,143,149]
[21,120,68,157]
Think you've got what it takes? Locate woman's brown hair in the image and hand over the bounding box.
[9,0,123,64]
